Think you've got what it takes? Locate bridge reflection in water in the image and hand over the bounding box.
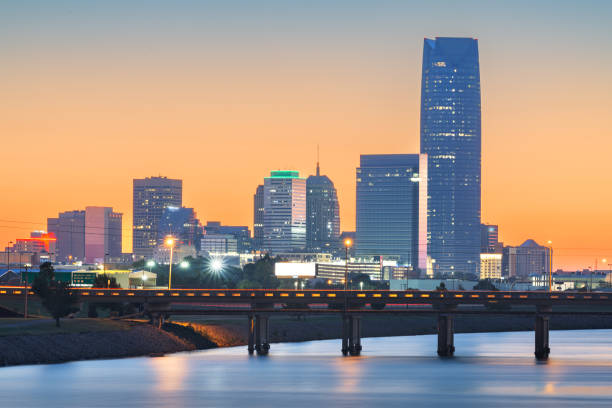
[2,287,611,360]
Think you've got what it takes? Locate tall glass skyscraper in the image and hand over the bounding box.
[355,154,427,270]
[253,185,264,250]
[133,176,182,258]
[420,37,481,276]
[306,163,340,253]
[263,171,306,254]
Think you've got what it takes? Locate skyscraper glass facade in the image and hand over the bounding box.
[355,154,426,269]
[133,176,182,258]
[263,171,306,254]
[420,37,481,275]
[306,164,340,253]
[158,206,201,250]
[253,185,264,250]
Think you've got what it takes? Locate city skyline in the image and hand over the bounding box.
[2,1,612,269]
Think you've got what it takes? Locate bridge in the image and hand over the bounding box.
[2,286,611,360]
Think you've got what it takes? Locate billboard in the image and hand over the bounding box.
[275,262,316,278]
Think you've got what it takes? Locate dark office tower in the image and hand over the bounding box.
[356,155,428,270]
[158,207,202,250]
[47,210,86,263]
[253,185,264,250]
[420,37,481,276]
[133,176,182,258]
[306,162,340,253]
[480,223,501,253]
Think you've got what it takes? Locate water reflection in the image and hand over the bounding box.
[1,330,612,407]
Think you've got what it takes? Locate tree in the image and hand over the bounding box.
[31,262,80,327]
[473,279,498,291]
[93,274,120,288]
[238,255,279,289]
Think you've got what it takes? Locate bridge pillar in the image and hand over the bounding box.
[255,315,270,355]
[437,313,455,357]
[341,315,350,356]
[535,306,552,360]
[348,315,362,356]
[247,315,255,355]
[341,315,362,356]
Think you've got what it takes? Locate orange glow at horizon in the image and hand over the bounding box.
[1,8,612,271]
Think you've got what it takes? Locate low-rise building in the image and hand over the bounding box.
[480,253,502,280]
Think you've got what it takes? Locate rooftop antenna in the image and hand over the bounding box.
[316,144,320,176]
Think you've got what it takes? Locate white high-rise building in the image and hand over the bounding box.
[263,171,306,254]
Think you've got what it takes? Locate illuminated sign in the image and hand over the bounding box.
[275,262,316,278]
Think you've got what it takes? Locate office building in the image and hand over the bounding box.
[48,210,86,263]
[201,233,238,254]
[84,206,122,263]
[355,154,427,271]
[263,171,306,254]
[306,162,340,253]
[204,222,252,253]
[133,176,182,258]
[480,253,502,280]
[503,239,551,279]
[253,185,264,250]
[481,224,502,253]
[420,37,482,275]
[158,206,202,250]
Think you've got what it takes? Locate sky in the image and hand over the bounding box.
[1,0,611,270]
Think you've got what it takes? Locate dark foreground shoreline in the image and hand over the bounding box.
[3,314,612,367]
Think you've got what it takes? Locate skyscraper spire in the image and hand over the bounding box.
[316,144,320,176]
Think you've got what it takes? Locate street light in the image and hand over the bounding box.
[344,238,353,312]
[210,258,224,273]
[344,238,352,291]
[6,241,13,271]
[165,236,175,290]
[180,261,189,269]
[23,262,30,319]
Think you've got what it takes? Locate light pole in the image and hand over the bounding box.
[6,241,13,271]
[344,238,352,292]
[145,260,155,289]
[547,241,553,292]
[165,237,175,290]
[23,263,30,319]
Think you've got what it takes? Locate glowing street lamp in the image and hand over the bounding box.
[344,238,352,292]
[180,261,190,269]
[210,258,224,273]
[165,237,175,290]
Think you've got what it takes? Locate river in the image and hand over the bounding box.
[1,330,612,407]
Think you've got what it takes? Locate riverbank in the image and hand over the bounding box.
[0,319,195,367]
[3,313,612,367]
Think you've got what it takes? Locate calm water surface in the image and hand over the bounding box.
[1,330,612,407]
